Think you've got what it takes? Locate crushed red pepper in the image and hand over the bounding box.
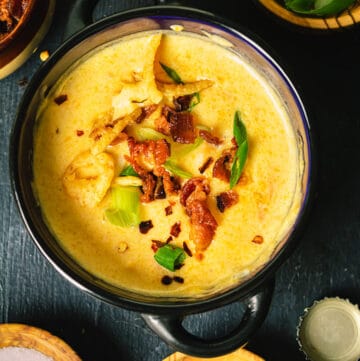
[252,235,264,244]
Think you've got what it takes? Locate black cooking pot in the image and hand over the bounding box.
[10,0,313,357]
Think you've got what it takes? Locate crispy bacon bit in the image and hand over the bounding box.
[252,235,264,244]
[140,172,157,203]
[180,177,218,253]
[166,236,173,243]
[76,130,84,137]
[139,220,153,234]
[170,222,181,237]
[162,106,196,144]
[165,204,173,216]
[173,94,193,111]
[135,104,158,124]
[154,176,166,199]
[183,242,192,257]
[155,114,170,136]
[199,129,223,145]
[199,157,214,174]
[127,137,170,175]
[161,275,173,285]
[54,94,68,105]
[212,153,232,182]
[216,190,239,213]
[173,276,184,284]
[151,240,164,252]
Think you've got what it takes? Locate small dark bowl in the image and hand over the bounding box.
[10,3,313,357]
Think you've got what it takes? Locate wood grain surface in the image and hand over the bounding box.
[1,1,360,360]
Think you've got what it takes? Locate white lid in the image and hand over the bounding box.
[297,297,360,361]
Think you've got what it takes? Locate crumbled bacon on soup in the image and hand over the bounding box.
[252,235,264,244]
[135,104,158,124]
[54,94,68,105]
[199,129,223,145]
[173,94,193,111]
[183,242,192,257]
[199,157,214,174]
[139,220,153,234]
[216,190,239,213]
[76,130,84,137]
[170,222,181,237]
[180,177,218,253]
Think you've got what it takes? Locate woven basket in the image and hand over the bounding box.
[257,0,360,30]
[0,324,81,361]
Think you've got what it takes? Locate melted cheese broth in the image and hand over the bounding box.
[33,30,301,298]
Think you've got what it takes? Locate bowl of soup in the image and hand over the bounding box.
[10,4,313,358]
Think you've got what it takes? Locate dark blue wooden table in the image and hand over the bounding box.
[1,1,360,360]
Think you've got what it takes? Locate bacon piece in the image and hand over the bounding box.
[173,94,193,111]
[180,177,217,253]
[135,104,158,124]
[140,172,157,203]
[212,153,232,182]
[139,220,153,234]
[127,137,170,175]
[162,106,196,144]
[216,190,239,213]
[199,157,214,174]
[170,222,181,237]
[199,129,223,145]
[54,94,68,105]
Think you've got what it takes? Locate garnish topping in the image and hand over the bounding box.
[139,220,154,234]
[54,94,68,105]
[160,62,184,84]
[154,244,186,271]
[285,0,356,16]
[105,186,141,227]
[229,111,248,189]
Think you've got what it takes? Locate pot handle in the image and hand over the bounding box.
[63,0,99,40]
[141,280,274,357]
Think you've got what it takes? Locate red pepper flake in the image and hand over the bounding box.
[151,240,164,252]
[165,205,173,216]
[170,222,181,237]
[183,242,192,257]
[139,220,153,234]
[54,94,68,105]
[199,157,214,174]
[161,275,173,285]
[76,130,84,136]
[173,276,184,284]
[252,235,264,244]
[195,253,204,261]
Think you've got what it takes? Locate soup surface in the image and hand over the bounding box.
[33,30,302,297]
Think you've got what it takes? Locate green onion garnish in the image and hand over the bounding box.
[171,136,203,157]
[105,186,141,227]
[120,165,139,177]
[134,127,169,141]
[229,111,248,189]
[160,62,184,84]
[164,159,192,179]
[154,244,186,271]
[188,92,200,111]
[285,0,355,16]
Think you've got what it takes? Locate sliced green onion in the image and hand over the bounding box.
[229,111,248,189]
[188,92,200,111]
[154,244,186,271]
[105,186,141,227]
[134,127,168,141]
[120,165,139,177]
[172,137,203,157]
[160,62,184,84]
[164,159,192,179]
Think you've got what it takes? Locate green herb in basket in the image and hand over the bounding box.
[285,0,356,17]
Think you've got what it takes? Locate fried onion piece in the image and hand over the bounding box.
[89,107,142,154]
[180,177,218,253]
[156,79,214,98]
[112,34,164,119]
[63,151,115,207]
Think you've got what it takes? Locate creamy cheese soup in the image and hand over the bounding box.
[33,30,302,297]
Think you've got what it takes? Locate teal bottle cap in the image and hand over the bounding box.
[297,297,360,361]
